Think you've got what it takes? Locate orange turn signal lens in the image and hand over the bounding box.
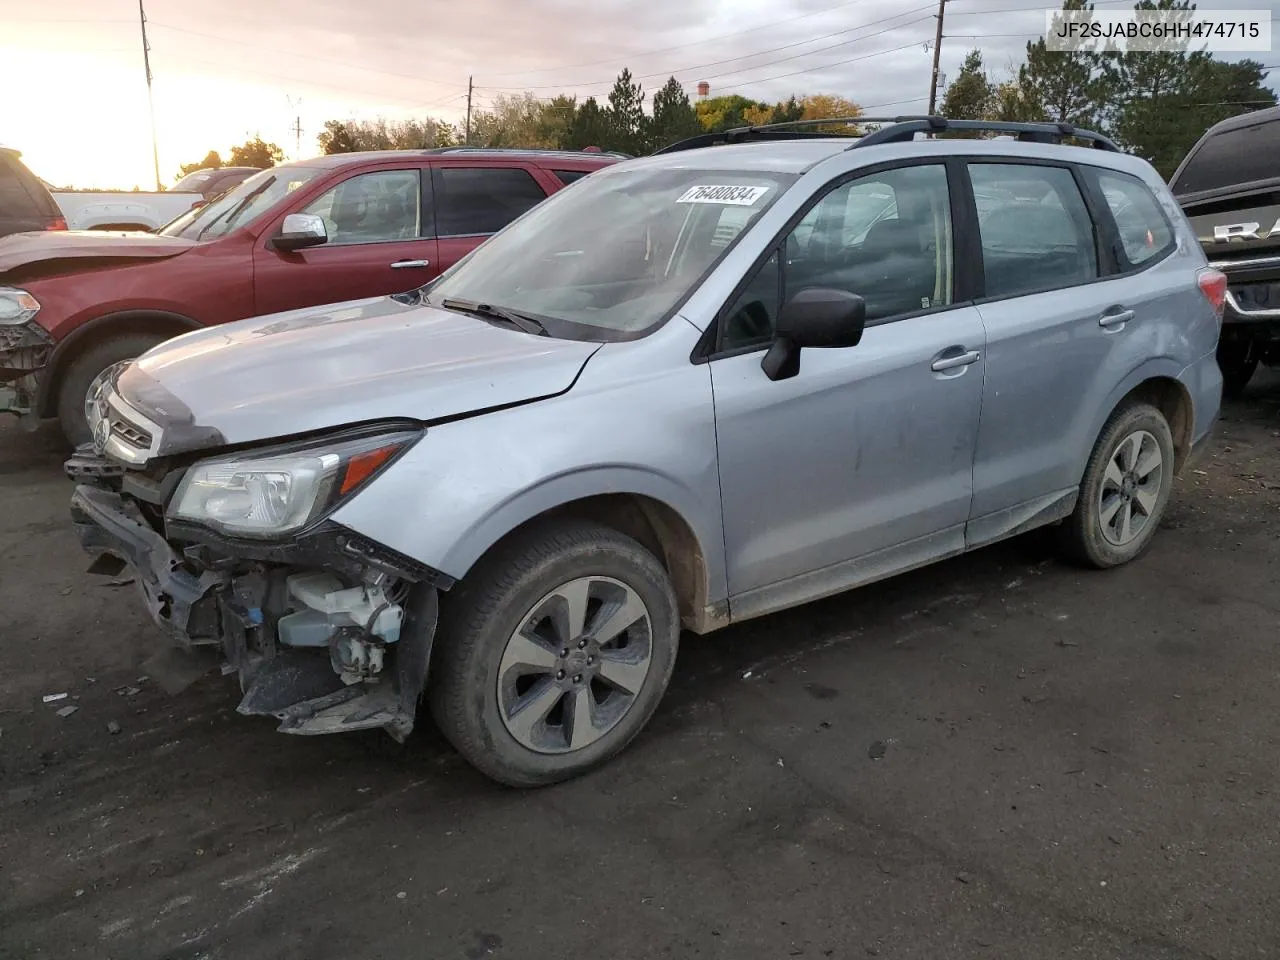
[339,445,398,495]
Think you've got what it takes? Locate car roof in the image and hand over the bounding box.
[616,135,1143,178]
[1197,104,1280,137]
[284,148,624,171]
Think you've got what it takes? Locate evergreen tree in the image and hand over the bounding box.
[1018,0,1110,128]
[565,97,609,151]
[940,50,996,131]
[605,68,647,154]
[648,77,701,151]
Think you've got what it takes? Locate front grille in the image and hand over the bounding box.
[110,417,152,450]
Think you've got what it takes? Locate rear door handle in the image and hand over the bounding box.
[390,259,430,269]
[931,349,981,372]
[1099,309,1135,328]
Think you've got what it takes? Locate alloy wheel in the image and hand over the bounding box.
[497,576,653,754]
[1097,428,1163,547]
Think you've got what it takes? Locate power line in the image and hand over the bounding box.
[147,21,460,87]
[147,49,460,107]
[484,11,936,92]
[716,39,925,93]
[484,0,926,79]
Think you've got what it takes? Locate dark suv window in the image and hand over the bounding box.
[0,155,53,218]
[0,152,62,237]
[433,167,548,236]
[1172,117,1280,196]
[969,163,1098,299]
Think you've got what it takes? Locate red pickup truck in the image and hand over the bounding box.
[0,147,622,444]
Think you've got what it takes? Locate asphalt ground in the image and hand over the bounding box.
[2,375,1279,960]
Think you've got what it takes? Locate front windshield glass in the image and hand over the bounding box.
[158,165,323,241]
[427,165,797,337]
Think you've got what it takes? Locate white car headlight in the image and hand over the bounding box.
[0,287,40,325]
[169,429,419,538]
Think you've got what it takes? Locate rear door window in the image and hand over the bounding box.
[968,163,1098,299]
[1172,118,1280,195]
[432,166,549,236]
[1092,170,1175,268]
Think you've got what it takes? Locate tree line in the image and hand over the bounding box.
[178,0,1277,183]
[941,0,1275,176]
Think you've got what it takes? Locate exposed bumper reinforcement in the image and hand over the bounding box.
[69,482,439,741]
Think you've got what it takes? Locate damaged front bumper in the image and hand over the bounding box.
[68,473,442,742]
[0,320,53,421]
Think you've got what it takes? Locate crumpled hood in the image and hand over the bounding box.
[118,295,601,449]
[0,230,194,276]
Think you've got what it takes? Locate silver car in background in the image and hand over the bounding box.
[66,119,1224,786]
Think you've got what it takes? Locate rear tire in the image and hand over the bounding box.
[1218,339,1258,399]
[1061,401,1175,569]
[55,333,167,447]
[428,520,679,787]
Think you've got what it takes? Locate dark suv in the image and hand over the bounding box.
[1172,107,1280,395]
[0,146,66,238]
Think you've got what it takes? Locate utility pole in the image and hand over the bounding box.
[287,95,303,160]
[138,0,161,190]
[464,75,473,145]
[927,0,947,116]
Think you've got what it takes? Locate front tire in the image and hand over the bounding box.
[429,521,680,787]
[1061,401,1175,569]
[55,333,167,447]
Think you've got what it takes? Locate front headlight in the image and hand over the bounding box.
[169,429,419,538]
[0,287,40,326]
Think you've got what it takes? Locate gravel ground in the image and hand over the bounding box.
[2,376,1279,960]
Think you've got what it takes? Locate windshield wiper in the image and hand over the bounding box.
[438,297,549,336]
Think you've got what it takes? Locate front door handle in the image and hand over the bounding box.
[390,259,430,269]
[1098,309,1135,328]
[931,349,981,372]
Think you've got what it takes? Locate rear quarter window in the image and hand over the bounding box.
[1172,118,1280,195]
[1092,169,1175,268]
[552,169,591,186]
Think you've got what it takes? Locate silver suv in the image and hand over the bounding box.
[66,118,1224,786]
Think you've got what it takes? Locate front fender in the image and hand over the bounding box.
[329,344,726,610]
[438,464,718,580]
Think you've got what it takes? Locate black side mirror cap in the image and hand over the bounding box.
[762,287,867,381]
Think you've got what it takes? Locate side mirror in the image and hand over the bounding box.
[762,287,866,381]
[274,213,328,252]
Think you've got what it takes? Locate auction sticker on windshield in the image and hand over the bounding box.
[677,185,770,205]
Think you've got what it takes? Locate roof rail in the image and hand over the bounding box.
[851,117,1120,151]
[653,115,1120,154]
[422,146,632,159]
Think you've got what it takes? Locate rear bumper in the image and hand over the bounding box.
[1180,349,1222,470]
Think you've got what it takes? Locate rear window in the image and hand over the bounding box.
[0,155,56,218]
[433,167,549,236]
[1172,118,1280,195]
[552,169,591,186]
[1094,170,1174,267]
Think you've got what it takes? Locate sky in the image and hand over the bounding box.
[3,0,1278,190]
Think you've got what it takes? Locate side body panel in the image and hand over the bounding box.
[710,307,987,601]
[330,317,728,620]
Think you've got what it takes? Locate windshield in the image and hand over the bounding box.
[158,165,324,241]
[426,165,797,338]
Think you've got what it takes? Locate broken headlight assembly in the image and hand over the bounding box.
[169,428,421,538]
[0,287,41,327]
